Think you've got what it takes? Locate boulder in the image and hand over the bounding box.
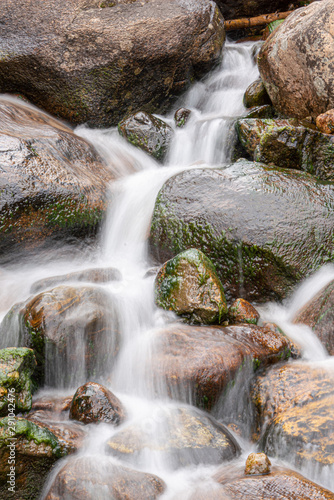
[316,109,334,135]
[243,79,271,108]
[0,285,120,387]
[106,406,241,468]
[69,381,125,425]
[44,456,166,500]
[0,347,36,417]
[258,0,334,119]
[154,248,227,324]
[30,267,122,294]
[149,161,334,302]
[251,362,334,472]
[228,298,260,325]
[214,0,294,20]
[0,97,114,263]
[148,323,293,410]
[236,118,334,181]
[118,111,173,161]
[0,0,225,127]
[0,417,68,500]
[293,279,334,355]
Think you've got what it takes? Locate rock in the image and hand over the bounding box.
[293,280,334,354]
[0,347,36,417]
[258,0,334,119]
[69,381,125,425]
[154,248,227,325]
[44,456,166,500]
[215,0,294,20]
[149,161,334,302]
[236,118,334,181]
[245,452,271,475]
[251,362,334,471]
[106,406,241,468]
[0,417,68,500]
[118,111,173,161]
[27,416,86,454]
[228,298,260,325]
[174,108,191,128]
[245,105,274,119]
[316,109,334,135]
[243,79,271,108]
[0,0,225,127]
[31,394,73,413]
[0,97,114,263]
[149,323,293,410]
[0,285,120,387]
[30,267,122,294]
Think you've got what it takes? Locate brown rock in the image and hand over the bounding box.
[0,0,225,127]
[229,298,260,325]
[258,0,334,119]
[44,456,166,500]
[215,0,294,20]
[243,79,271,108]
[293,279,334,354]
[316,109,334,135]
[245,452,271,475]
[69,381,125,425]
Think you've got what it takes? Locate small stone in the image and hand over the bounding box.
[243,79,271,108]
[174,107,191,127]
[245,452,271,475]
[229,298,260,325]
[316,109,334,135]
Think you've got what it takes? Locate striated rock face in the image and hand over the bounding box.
[148,323,293,409]
[149,161,334,302]
[106,406,241,469]
[44,456,166,500]
[0,97,114,263]
[154,248,227,325]
[251,362,334,471]
[258,0,334,119]
[0,285,120,387]
[69,382,125,425]
[0,347,36,416]
[0,0,225,127]
[293,279,334,355]
[0,417,68,500]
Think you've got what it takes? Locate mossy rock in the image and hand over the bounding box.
[243,79,272,108]
[0,417,68,500]
[118,111,173,160]
[228,298,260,325]
[174,107,191,128]
[236,118,334,181]
[154,248,227,324]
[149,161,334,302]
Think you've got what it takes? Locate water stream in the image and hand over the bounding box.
[1,41,334,496]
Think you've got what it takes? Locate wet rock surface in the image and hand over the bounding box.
[0,97,114,263]
[228,298,260,325]
[258,0,334,119]
[243,79,271,109]
[215,0,294,20]
[0,0,225,127]
[149,323,293,409]
[174,107,191,128]
[293,279,334,355]
[0,285,120,387]
[69,381,125,425]
[149,161,334,302]
[155,248,227,325]
[245,452,271,475]
[106,406,241,468]
[0,347,36,416]
[44,455,166,499]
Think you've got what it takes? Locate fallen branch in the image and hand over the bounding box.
[224,11,293,31]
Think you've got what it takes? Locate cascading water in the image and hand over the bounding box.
[1,40,334,497]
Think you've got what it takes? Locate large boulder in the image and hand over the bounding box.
[148,323,293,410]
[44,456,166,500]
[0,97,114,263]
[154,248,227,325]
[236,118,334,181]
[0,347,36,417]
[0,0,225,127]
[293,279,334,355]
[258,0,334,119]
[0,285,120,387]
[0,417,68,500]
[149,161,334,302]
[106,406,241,468]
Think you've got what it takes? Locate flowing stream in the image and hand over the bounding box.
[1,41,334,497]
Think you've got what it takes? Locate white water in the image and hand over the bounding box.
[1,41,334,496]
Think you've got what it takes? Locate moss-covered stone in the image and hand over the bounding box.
[118,111,173,160]
[229,298,260,325]
[243,79,272,108]
[0,348,36,417]
[236,118,334,181]
[155,248,227,324]
[174,107,191,128]
[149,161,334,302]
